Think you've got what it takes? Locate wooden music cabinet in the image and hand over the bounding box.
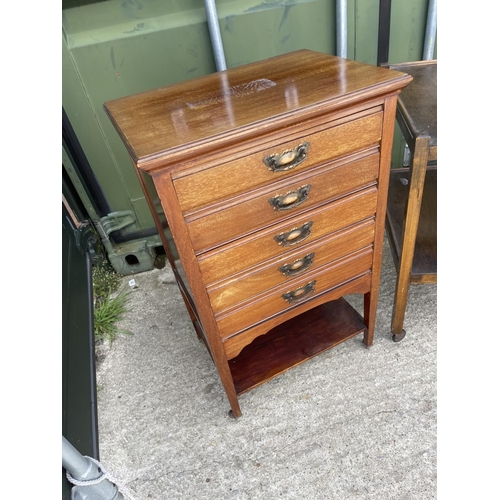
[104,50,411,417]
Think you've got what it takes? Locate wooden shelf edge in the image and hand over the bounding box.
[229,297,366,395]
[410,273,437,284]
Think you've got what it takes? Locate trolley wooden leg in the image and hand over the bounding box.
[391,135,430,341]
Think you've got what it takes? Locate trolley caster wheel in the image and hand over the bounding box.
[392,329,406,342]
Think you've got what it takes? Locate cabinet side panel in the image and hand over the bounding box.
[363,93,400,343]
[152,171,242,416]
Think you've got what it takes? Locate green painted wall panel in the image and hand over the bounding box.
[218,0,335,68]
[63,0,436,234]
[63,33,148,230]
[352,0,380,65]
[62,2,219,231]
[389,0,431,64]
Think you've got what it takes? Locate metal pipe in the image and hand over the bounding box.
[63,436,124,499]
[63,437,96,480]
[203,0,227,71]
[423,0,437,60]
[336,0,347,58]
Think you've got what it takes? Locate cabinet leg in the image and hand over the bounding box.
[228,400,242,418]
[392,329,406,343]
[391,135,430,341]
[391,264,411,341]
[217,365,242,418]
[392,252,411,340]
[363,292,375,347]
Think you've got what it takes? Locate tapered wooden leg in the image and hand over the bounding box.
[363,292,375,347]
[391,135,430,341]
[227,396,242,418]
[228,408,241,419]
[209,356,242,418]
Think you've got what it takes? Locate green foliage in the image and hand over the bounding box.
[94,289,131,343]
[92,264,131,343]
[92,265,121,300]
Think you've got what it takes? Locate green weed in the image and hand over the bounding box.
[92,265,121,299]
[92,265,131,343]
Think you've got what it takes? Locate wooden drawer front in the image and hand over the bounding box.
[186,152,379,253]
[198,186,378,285]
[173,111,383,212]
[215,247,374,339]
[208,219,375,314]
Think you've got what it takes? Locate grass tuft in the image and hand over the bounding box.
[94,289,131,343]
[92,265,131,344]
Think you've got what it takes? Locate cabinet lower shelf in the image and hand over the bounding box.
[386,167,437,283]
[228,297,366,395]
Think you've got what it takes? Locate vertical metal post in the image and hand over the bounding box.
[336,0,347,58]
[377,0,392,65]
[422,0,437,60]
[203,0,227,71]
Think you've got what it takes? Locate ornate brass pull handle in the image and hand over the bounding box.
[273,221,313,247]
[282,280,317,304]
[268,184,311,211]
[278,252,315,277]
[263,142,310,172]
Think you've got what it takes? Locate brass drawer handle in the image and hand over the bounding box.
[278,252,315,277]
[282,280,317,304]
[263,142,310,172]
[268,184,311,211]
[274,221,313,247]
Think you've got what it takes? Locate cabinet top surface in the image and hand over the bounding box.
[104,49,411,168]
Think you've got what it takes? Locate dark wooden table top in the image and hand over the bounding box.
[384,60,436,147]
